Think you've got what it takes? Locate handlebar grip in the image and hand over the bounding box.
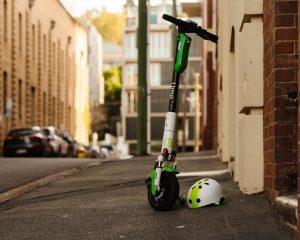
[206,31,218,43]
[162,14,179,25]
[197,27,218,43]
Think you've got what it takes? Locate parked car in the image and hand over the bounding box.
[99,145,119,159]
[60,132,76,157]
[89,145,101,158]
[88,145,106,159]
[42,127,69,157]
[75,142,89,158]
[3,127,52,157]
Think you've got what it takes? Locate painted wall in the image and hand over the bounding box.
[217,0,264,194]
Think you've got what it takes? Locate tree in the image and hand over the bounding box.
[126,0,135,7]
[92,12,125,46]
[137,0,148,155]
[103,67,122,102]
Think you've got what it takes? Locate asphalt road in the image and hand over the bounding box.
[0,157,104,193]
[0,154,292,240]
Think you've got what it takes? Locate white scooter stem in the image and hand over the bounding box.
[154,112,177,190]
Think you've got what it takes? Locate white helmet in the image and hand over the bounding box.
[186,178,225,208]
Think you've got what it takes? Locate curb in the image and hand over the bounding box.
[0,162,102,204]
[275,194,298,231]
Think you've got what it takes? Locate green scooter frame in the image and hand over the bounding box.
[146,14,218,211]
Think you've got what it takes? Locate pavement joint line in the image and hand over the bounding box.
[176,155,219,160]
[177,169,230,178]
[0,161,103,204]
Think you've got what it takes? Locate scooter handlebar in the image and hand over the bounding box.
[162,14,179,25]
[196,26,218,43]
[162,14,218,44]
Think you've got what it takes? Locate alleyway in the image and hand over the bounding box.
[0,153,291,239]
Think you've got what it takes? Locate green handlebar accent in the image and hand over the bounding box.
[163,166,179,174]
[174,33,191,73]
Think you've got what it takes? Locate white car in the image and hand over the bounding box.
[42,127,69,157]
[99,145,119,159]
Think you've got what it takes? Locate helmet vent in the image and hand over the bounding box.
[205,183,209,185]
[189,199,192,204]
[196,198,201,203]
[198,186,202,189]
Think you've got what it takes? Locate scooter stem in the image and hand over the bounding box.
[154,32,191,191]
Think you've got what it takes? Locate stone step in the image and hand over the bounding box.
[275,195,298,233]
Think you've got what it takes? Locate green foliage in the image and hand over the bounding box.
[103,67,122,102]
[92,12,125,46]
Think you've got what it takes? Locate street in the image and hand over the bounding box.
[0,153,292,240]
[0,157,105,193]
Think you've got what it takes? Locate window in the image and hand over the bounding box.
[124,33,137,59]
[30,87,36,125]
[43,92,46,125]
[150,64,161,86]
[150,14,157,24]
[127,91,137,113]
[149,32,171,58]
[3,72,7,114]
[161,62,173,85]
[189,34,201,57]
[188,91,196,113]
[32,25,35,63]
[125,64,137,87]
[53,43,56,75]
[18,80,22,118]
[19,13,22,52]
[4,0,7,42]
[53,97,56,124]
[43,35,46,69]
[127,18,136,27]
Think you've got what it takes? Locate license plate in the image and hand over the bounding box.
[16,149,27,154]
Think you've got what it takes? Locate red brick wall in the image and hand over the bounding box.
[207,0,212,29]
[203,52,217,150]
[297,0,300,238]
[201,0,218,150]
[263,0,298,204]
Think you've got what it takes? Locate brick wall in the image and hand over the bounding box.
[263,0,298,204]
[297,0,300,238]
[203,52,217,150]
[202,0,218,150]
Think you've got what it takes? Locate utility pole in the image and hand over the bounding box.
[137,0,148,155]
[146,1,151,154]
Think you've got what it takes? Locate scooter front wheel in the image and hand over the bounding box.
[147,172,179,211]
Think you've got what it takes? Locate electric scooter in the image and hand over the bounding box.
[146,14,218,211]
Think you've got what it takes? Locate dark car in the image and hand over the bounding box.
[3,127,52,157]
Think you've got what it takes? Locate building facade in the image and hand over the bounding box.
[216,0,264,194]
[209,0,299,237]
[87,23,104,107]
[0,0,90,147]
[122,2,202,154]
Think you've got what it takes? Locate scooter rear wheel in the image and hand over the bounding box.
[147,172,179,211]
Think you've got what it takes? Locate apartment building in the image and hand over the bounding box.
[122,2,202,154]
[0,0,90,146]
